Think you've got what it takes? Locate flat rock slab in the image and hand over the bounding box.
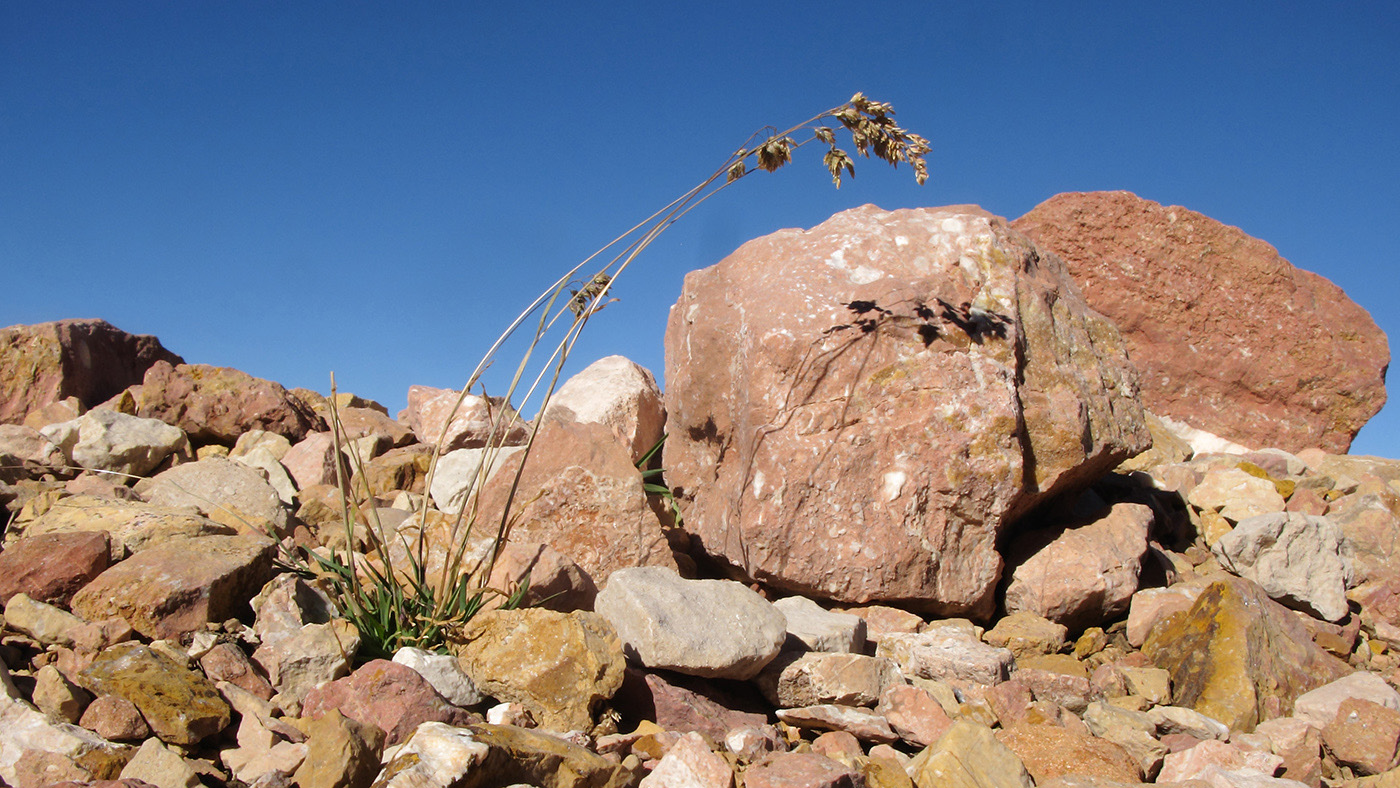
[14,494,236,559]
[596,567,787,680]
[71,534,276,639]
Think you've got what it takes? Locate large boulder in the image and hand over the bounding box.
[1013,190,1389,454]
[663,205,1148,616]
[0,319,182,426]
[128,361,321,445]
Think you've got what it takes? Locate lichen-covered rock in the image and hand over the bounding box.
[0,319,182,427]
[1142,577,1351,732]
[78,642,231,746]
[663,205,1147,616]
[451,608,625,734]
[129,361,320,444]
[1013,190,1388,454]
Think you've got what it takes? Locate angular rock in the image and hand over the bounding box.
[229,444,298,506]
[40,408,188,477]
[251,619,360,714]
[1291,671,1400,727]
[302,660,471,747]
[0,423,66,481]
[876,682,955,747]
[70,534,276,640]
[1003,502,1152,630]
[595,567,786,680]
[427,445,524,516]
[0,693,132,788]
[1081,702,1167,779]
[768,652,902,708]
[119,738,201,788]
[996,723,1141,784]
[476,420,680,583]
[463,723,634,788]
[1326,494,1400,585]
[78,641,231,746]
[4,592,91,647]
[1147,704,1231,740]
[393,646,484,708]
[545,355,666,465]
[130,361,320,444]
[907,719,1034,788]
[200,642,276,700]
[745,752,863,788]
[639,731,733,788]
[774,704,899,743]
[485,540,599,612]
[349,444,433,497]
[664,205,1148,616]
[1013,190,1388,453]
[334,406,414,448]
[0,530,110,606]
[78,694,152,742]
[1142,577,1351,732]
[1323,697,1400,776]
[291,708,385,788]
[401,384,528,451]
[451,608,625,733]
[1212,512,1355,621]
[372,721,489,788]
[876,629,1013,687]
[774,596,867,653]
[983,612,1069,658]
[138,455,290,535]
[1156,739,1286,784]
[280,432,344,490]
[0,319,182,426]
[613,668,769,742]
[1188,466,1287,522]
[1126,583,1205,648]
[12,494,235,558]
[33,664,92,723]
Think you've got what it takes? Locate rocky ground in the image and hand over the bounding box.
[0,192,1397,788]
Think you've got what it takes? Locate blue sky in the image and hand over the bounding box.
[3,3,1399,455]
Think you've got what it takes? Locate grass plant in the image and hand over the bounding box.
[263,94,930,660]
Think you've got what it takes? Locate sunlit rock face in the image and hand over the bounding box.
[663,204,1148,617]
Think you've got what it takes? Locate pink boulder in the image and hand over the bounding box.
[0,319,182,426]
[301,659,472,746]
[664,205,1148,616]
[129,361,321,445]
[1013,191,1388,453]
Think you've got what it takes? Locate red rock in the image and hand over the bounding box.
[199,642,275,700]
[664,205,1148,616]
[0,319,182,426]
[70,534,276,640]
[996,722,1141,784]
[77,693,152,741]
[334,406,415,448]
[401,384,527,451]
[745,752,863,788]
[876,682,954,746]
[1013,191,1388,454]
[301,659,473,746]
[0,530,110,606]
[486,540,599,612]
[1002,503,1153,630]
[128,361,320,445]
[614,668,768,741]
[476,419,679,584]
[279,432,344,489]
[1322,697,1400,775]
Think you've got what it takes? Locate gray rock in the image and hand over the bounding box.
[595,566,786,680]
[876,629,1013,686]
[428,446,523,515]
[41,407,189,477]
[251,620,360,714]
[393,647,484,707]
[1212,512,1354,621]
[769,652,902,708]
[373,722,489,788]
[773,595,866,653]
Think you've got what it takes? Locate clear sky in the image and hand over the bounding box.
[4,3,1399,455]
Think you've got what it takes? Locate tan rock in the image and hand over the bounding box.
[996,723,1141,784]
[907,719,1034,788]
[451,608,625,733]
[13,494,235,560]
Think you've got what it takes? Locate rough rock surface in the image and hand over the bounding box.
[663,204,1148,615]
[0,319,182,426]
[129,361,320,445]
[596,567,787,680]
[401,384,528,451]
[1013,190,1388,453]
[544,354,667,465]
